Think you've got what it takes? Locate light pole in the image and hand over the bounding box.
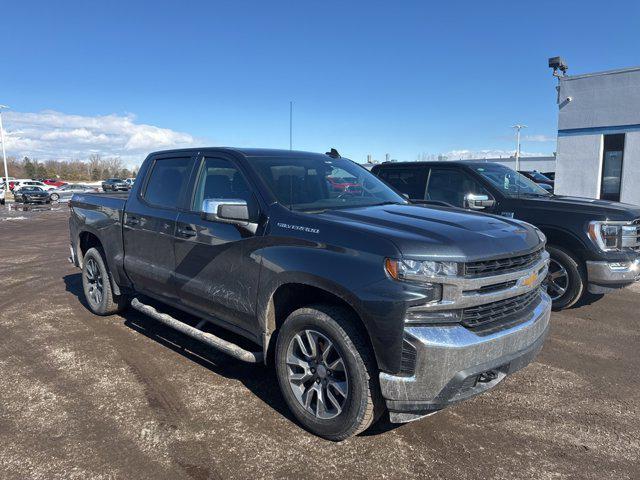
[0,105,9,193]
[512,124,527,171]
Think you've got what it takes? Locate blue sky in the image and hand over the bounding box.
[2,0,639,165]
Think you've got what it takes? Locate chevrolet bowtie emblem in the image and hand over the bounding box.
[521,272,538,287]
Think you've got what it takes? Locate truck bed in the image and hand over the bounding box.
[68,191,129,292]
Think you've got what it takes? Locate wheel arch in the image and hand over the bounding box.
[263,280,376,368]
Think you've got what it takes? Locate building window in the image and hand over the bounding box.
[600,134,625,202]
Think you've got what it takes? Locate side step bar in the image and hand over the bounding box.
[131,298,263,363]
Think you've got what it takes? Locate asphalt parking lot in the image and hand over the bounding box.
[1,205,639,480]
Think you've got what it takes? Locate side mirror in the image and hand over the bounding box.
[201,198,251,224]
[465,193,495,210]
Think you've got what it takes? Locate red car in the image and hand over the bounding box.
[327,176,362,193]
[43,179,67,187]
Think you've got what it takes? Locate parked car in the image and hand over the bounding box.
[519,170,554,192]
[69,147,551,440]
[49,184,99,202]
[11,180,57,192]
[42,178,67,187]
[101,178,129,192]
[15,186,51,204]
[0,186,5,205]
[372,161,640,310]
[124,177,136,187]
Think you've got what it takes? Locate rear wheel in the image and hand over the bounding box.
[545,245,586,310]
[82,247,129,315]
[275,305,384,441]
[50,193,59,201]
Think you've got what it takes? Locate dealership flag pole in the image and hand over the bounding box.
[0,105,9,193]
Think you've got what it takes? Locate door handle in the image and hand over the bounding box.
[126,215,140,226]
[176,226,196,238]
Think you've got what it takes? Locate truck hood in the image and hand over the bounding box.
[517,195,640,221]
[318,204,541,261]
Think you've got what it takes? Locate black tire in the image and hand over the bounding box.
[50,193,59,201]
[546,245,586,310]
[275,304,384,441]
[81,247,129,315]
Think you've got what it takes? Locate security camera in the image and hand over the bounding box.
[548,56,568,76]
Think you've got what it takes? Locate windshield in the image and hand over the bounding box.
[528,171,551,182]
[252,156,407,211]
[473,164,551,197]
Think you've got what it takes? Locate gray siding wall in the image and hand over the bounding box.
[620,131,640,205]
[555,135,602,198]
[558,68,640,130]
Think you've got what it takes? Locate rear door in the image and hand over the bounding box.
[173,154,263,337]
[375,166,428,200]
[123,155,195,301]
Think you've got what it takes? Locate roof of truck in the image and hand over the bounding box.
[372,160,491,168]
[147,147,341,159]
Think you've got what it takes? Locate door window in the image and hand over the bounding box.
[426,168,490,207]
[192,157,253,211]
[143,157,191,209]
[377,167,427,199]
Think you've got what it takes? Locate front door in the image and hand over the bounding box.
[123,156,193,301]
[425,167,494,210]
[173,156,263,337]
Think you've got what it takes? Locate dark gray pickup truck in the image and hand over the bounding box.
[69,147,551,440]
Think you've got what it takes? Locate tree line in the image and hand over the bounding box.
[3,155,138,181]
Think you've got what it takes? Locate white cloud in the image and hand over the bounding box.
[523,134,556,143]
[1,110,200,166]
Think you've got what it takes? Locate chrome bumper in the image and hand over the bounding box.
[586,259,640,291]
[380,291,552,423]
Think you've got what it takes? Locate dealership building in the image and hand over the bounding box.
[554,65,640,205]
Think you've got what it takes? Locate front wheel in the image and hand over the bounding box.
[81,247,129,315]
[545,245,586,310]
[275,305,384,441]
[50,193,59,201]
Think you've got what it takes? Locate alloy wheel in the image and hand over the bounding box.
[546,258,569,301]
[286,329,349,420]
[85,258,104,306]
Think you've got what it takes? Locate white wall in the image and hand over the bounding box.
[555,134,602,198]
[620,131,640,205]
[462,156,557,172]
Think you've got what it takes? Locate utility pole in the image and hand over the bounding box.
[512,124,527,171]
[289,101,293,150]
[0,105,9,193]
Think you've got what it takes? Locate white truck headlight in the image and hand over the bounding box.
[385,258,459,281]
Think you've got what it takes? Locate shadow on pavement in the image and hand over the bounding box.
[63,272,298,426]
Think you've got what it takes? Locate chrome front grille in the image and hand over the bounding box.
[625,219,640,251]
[461,289,541,329]
[465,248,544,277]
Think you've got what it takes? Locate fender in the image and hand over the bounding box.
[254,243,409,373]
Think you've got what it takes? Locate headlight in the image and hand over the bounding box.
[385,258,459,281]
[587,221,639,251]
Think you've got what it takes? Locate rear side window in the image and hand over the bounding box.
[377,167,427,199]
[143,157,191,209]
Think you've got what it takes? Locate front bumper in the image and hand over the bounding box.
[586,259,640,293]
[380,290,551,423]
